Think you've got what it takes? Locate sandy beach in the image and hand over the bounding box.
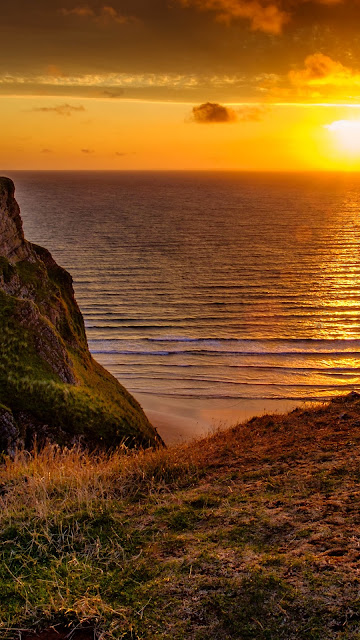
[135,393,319,445]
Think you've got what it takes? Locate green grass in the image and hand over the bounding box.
[1,394,360,638]
[0,257,15,284]
[0,253,161,449]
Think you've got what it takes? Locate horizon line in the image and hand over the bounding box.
[4,168,360,173]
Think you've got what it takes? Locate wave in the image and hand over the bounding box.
[129,391,344,401]
[144,337,360,344]
[87,324,176,330]
[21,171,360,408]
[114,376,360,388]
[91,348,360,357]
[102,363,360,372]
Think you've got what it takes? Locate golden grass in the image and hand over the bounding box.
[0,439,199,516]
[1,393,360,639]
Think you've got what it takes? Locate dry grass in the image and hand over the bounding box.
[0,439,199,513]
[1,393,360,639]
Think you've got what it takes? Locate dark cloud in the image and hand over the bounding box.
[30,103,86,116]
[102,89,125,98]
[81,148,94,153]
[191,102,237,123]
[190,102,266,123]
[41,148,53,153]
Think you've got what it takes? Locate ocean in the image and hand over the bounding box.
[7,171,360,439]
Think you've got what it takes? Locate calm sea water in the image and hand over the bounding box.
[8,171,360,407]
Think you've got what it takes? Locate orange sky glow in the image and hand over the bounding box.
[3,2,360,170]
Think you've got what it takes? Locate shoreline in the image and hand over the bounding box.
[135,393,321,444]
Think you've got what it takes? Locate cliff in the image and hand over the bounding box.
[0,177,162,452]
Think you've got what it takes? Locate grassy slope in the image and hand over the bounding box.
[1,393,360,639]
[0,255,159,449]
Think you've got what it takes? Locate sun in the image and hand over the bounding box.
[324,119,360,155]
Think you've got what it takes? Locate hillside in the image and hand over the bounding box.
[1,392,360,639]
[0,177,162,451]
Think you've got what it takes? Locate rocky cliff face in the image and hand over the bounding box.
[0,177,162,453]
[0,179,32,263]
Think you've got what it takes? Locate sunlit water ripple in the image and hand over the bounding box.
[10,171,360,404]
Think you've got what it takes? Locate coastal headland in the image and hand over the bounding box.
[0,177,162,452]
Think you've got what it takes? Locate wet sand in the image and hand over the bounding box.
[135,393,320,445]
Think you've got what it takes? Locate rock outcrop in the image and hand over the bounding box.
[0,177,163,452]
[0,179,32,262]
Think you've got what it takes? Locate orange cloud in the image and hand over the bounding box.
[178,0,289,34]
[264,53,360,102]
[99,6,129,24]
[288,53,356,87]
[288,53,360,91]
[178,0,346,34]
[61,5,130,25]
[61,6,94,17]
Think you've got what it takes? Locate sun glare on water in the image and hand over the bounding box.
[325,119,360,155]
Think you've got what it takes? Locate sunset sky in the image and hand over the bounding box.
[3,0,360,170]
